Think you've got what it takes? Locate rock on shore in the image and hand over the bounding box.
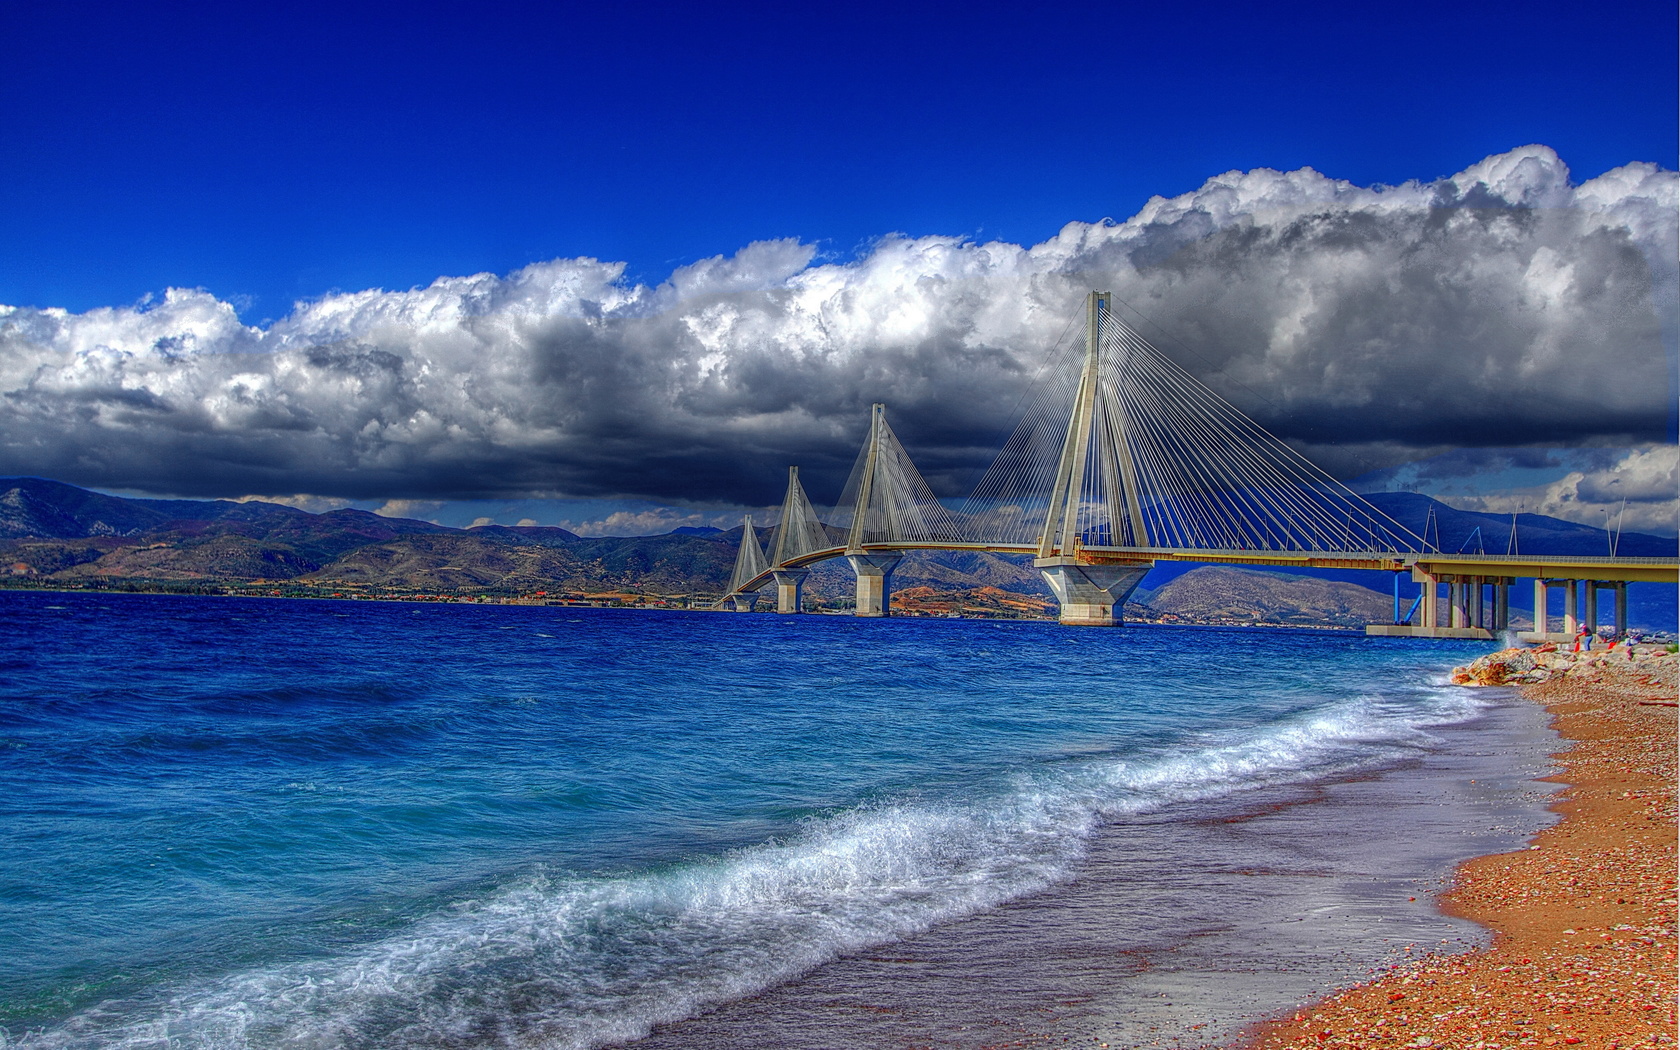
[1451,644,1678,688]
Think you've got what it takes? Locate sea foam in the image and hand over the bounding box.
[12,683,1486,1050]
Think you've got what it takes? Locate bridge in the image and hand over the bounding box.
[720,292,1677,639]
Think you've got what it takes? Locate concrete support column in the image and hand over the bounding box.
[1533,579,1548,635]
[847,553,903,617]
[1036,559,1152,627]
[1417,570,1440,628]
[1493,579,1509,631]
[773,569,809,614]
[1563,580,1579,635]
[730,593,760,613]
[1450,579,1468,629]
[1584,582,1599,634]
[1614,582,1628,638]
[1470,577,1485,629]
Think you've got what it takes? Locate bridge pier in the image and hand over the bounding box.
[847,553,902,617]
[773,569,809,614]
[1036,558,1152,627]
[730,593,760,613]
[1519,578,1631,643]
[1520,578,1585,643]
[1368,567,1499,639]
[1579,580,1626,639]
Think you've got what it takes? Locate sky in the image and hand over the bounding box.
[1,0,1676,536]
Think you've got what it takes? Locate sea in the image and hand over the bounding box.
[0,591,1562,1049]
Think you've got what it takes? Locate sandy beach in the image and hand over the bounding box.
[1249,660,1678,1050]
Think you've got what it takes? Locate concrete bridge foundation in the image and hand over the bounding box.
[847,553,902,617]
[730,593,760,613]
[773,569,808,614]
[1036,559,1152,626]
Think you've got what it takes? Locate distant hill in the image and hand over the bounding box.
[1362,491,1675,557]
[1143,566,1392,628]
[0,476,453,546]
[0,478,1669,629]
[463,523,583,546]
[0,477,301,539]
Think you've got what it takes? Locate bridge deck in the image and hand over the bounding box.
[732,543,1678,595]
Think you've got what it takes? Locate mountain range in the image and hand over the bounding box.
[1,477,1671,628]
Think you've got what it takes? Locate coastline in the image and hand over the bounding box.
[5,592,1666,1047]
[625,656,1563,1050]
[1248,663,1678,1049]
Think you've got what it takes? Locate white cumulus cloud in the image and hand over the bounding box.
[1442,445,1679,536]
[560,507,751,538]
[0,145,1673,510]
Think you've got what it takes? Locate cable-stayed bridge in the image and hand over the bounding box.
[721,293,1676,638]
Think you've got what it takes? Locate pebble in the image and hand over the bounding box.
[1247,664,1677,1050]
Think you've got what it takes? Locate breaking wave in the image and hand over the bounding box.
[11,684,1486,1050]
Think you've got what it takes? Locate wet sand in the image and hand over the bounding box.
[630,684,1564,1049]
[1249,667,1678,1050]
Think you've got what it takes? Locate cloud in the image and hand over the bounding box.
[1,146,1674,508]
[1439,445,1679,536]
[370,499,446,522]
[559,506,763,538]
[233,492,353,513]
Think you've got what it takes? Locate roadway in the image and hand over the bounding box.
[732,543,1678,594]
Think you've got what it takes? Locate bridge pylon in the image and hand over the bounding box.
[831,402,960,616]
[725,514,767,611]
[844,404,904,616]
[767,466,826,613]
[768,466,829,569]
[1033,291,1154,626]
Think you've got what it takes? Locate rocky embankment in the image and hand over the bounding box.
[1452,643,1678,689]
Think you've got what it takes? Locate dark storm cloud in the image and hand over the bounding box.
[0,146,1673,506]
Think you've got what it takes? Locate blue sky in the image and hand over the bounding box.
[3,0,1674,319]
[1,1,1676,536]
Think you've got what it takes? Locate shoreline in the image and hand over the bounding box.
[626,657,1563,1049]
[1247,664,1678,1049]
[0,584,1375,629]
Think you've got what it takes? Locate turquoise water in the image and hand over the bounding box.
[0,591,1522,1047]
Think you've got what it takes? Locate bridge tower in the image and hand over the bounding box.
[845,403,905,617]
[768,466,824,613]
[1033,291,1154,626]
[726,514,766,611]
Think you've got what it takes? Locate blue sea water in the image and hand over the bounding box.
[0,592,1551,1048]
